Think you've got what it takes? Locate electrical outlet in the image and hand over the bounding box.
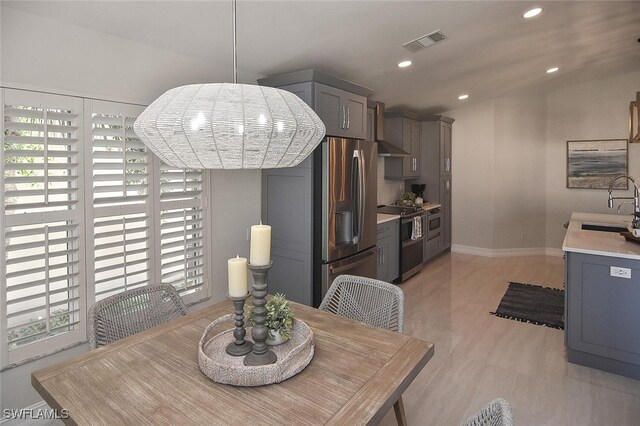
[610,266,631,279]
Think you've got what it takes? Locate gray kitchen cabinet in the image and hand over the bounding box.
[258,69,371,140]
[441,178,452,250]
[384,113,421,179]
[377,219,399,282]
[424,235,442,261]
[261,157,314,305]
[314,83,366,139]
[366,107,375,141]
[422,116,454,252]
[423,208,443,261]
[565,252,640,379]
[440,121,452,176]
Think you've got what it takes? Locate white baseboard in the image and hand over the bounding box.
[1,400,61,426]
[451,244,564,258]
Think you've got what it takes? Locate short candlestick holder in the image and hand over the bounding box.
[244,261,277,366]
[225,293,253,357]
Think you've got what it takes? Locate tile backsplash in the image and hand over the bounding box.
[376,158,404,205]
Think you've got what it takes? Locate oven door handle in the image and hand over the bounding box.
[402,236,424,247]
[401,215,422,224]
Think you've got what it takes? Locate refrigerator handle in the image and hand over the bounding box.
[352,150,360,244]
[358,149,366,245]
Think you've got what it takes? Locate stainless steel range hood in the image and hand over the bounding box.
[372,101,411,157]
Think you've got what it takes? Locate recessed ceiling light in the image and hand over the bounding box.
[523,7,542,19]
[398,60,412,68]
[546,67,559,74]
[458,94,469,100]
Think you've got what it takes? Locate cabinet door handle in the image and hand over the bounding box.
[446,158,450,172]
[382,245,385,265]
[342,106,346,129]
[346,106,350,129]
[446,180,450,192]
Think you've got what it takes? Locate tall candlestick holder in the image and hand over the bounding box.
[244,261,277,366]
[226,293,253,356]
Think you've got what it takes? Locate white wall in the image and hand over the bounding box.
[493,95,547,249]
[0,6,230,105]
[545,71,640,248]
[1,6,262,412]
[448,70,640,253]
[376,158,404,205]
[447,100,497,249]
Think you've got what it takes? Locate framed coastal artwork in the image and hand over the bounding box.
[566,139,628,189]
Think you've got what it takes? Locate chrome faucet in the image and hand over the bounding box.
[607,174,640,228]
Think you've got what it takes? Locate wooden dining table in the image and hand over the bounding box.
[32,298,434,425]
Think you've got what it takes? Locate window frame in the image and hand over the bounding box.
[1,90,211,368]
[1,88,87,366]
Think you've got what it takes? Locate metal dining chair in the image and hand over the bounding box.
[88,284,188,350]
[461,398,514,426]
[319,275,406,424]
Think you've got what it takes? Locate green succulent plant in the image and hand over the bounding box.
[247,293,295,340]
[400,192,417,202]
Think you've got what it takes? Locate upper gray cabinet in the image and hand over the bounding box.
[384,113,421,179]
[258,69,372,140]
[366,107,375,141]
[440,121,452,176]
[314,83,367,139]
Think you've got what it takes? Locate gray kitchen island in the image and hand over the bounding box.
[563,212,640,380]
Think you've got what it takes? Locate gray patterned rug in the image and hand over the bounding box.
[491,282,565,330]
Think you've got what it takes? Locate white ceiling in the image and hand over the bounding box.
[4,0,640,114]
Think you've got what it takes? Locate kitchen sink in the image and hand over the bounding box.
[581,223,628,233]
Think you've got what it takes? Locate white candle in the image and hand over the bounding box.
[228,255,248,297]
[250,222,271,266]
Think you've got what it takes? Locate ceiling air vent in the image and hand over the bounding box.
[403,30,446,53]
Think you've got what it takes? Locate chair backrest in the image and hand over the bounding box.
[319,275,404,333]
[461,398,514,426]
[88,284,188,350]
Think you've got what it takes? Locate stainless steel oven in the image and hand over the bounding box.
[377,204,425,282]
[426,208,441,241]
[399,211,424,281]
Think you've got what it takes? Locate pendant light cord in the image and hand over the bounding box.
[232,0,238,84]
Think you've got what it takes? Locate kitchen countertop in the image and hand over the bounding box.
[421,202,441,211]
[377,213,400,225]
[562,212,640,260]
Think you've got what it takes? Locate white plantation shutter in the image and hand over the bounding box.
[1,89,86,364]
[1,91,211,366]
[159,164,208,302]
[85,100,152,302]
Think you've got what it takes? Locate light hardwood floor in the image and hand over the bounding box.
[379,252,640,426]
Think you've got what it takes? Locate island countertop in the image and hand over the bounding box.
[562,212,640,260]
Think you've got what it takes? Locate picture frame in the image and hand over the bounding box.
[566,139,628,189]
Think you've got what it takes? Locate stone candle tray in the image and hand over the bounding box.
[198,314,315,386]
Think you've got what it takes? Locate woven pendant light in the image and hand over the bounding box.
[133,1,325,169]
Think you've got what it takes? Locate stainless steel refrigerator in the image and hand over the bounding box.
[313,137,378,304]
